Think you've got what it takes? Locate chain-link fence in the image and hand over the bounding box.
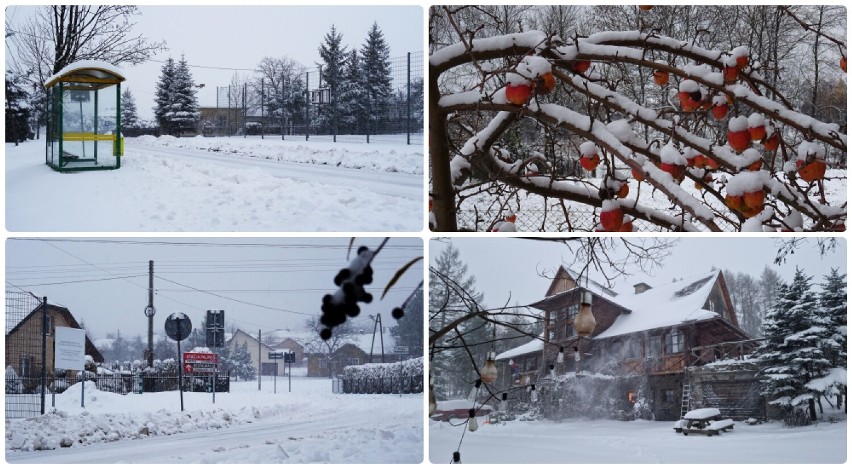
[5,290,47,418]
[455,207,662,232]
[203,52,423,145]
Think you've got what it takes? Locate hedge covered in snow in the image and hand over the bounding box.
[340,358,423,394]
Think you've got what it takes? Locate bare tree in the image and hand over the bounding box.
[8,6,166,85]
[303,315,356,378]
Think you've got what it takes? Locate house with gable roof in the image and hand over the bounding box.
[494,266,762,421]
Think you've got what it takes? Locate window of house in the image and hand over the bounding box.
[663,389,676,403]
[647,335,662,358]
[19,355,32,377]
[624,337,642,359]
[44,315,52,336]
[565,322,576,338]
[348,358,359,366]
[566,304,579,320]
[665,331,684,354]
[320,358,328,369]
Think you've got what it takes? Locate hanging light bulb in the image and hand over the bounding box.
[574,346,581,361]
[530,384,538,403]
[467,379,482,402]
[498,392,508,414]
[557,346,564,363]
[467,408,479,432]
[549,363,556,379]
[574,289,596,337]
[480,351,498,384]
[452,451,461,464]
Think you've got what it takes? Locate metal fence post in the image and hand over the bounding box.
[305,71,310,141]
[40,297,47,415]
[407,52,411,145]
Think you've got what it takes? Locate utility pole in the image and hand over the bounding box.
[257,329,262,391]
[145,260,155,368]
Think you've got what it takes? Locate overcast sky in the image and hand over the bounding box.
[430,237,847,310]
[4,5,424,120]
[6,237,423,340]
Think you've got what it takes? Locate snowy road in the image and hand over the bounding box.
[129,141,422,199]
[6,411,387,464]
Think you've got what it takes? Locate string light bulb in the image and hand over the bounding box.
[467,408,479,432]
[467,379,482,402]
[549,363,556,379]
[530,384,538,403]
[452,451,461,464]
[574,289,596,337]
[557,346,564,363]
[574,346,581,361]
[498,392,508,413]
[480,351,498,384]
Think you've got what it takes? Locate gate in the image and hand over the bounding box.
[5,291,48,418]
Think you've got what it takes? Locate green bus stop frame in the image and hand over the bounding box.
[43,62,126,172]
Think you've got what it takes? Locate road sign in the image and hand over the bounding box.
[269,351,284,359]
[164,313,192,341]
[54,327,86,370]
[284,352,296,364]
[184,352,218,363]
[206,310,225,347]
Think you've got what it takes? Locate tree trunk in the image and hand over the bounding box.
[808,397,817,421]
[429,65,457,231]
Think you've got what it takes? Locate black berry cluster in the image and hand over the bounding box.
[320,246,374,340]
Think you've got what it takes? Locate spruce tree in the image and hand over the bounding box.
[390,285,424,357]
[756,268,833,423]
[121,88,139,129]
[315,25,348,134]
[820,268,847,409]
[337,49,367,134]
[153,58,176,133]
[5,71,32,145]
[165,55,200,134]
[229,342,256,381]
[360,22,393,134]
[429,243,486,399]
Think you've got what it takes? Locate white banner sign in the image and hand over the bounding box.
[54,326,86,370]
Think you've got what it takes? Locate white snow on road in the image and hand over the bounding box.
[6,375,423,464]
[5,136,423,232]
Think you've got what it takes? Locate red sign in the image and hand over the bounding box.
[183,352,218,363]
[184,363,193,373]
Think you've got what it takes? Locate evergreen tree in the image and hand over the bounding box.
[228,342,256,381]
[164,55,200,134]
[757,266,783,337]
[315,25,348,134]
[154,335,178,363]
[756,268,833,423]
[820,268,847,368]
[360,22,393,134]
[5,71,32,144]
[429,243,486,399]
[120,88,140,129]
[153,57,176,132]
[337,49,367,134]
[390,285,424,357]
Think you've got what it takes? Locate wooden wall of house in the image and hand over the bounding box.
[688,366,765,420]
[5,309,77,377]
[648,374,684,421]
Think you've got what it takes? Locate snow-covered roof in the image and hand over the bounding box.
[44,60,125,89]
[594,271,723,339]
[495,336,544,361]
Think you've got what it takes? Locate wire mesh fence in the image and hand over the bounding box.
[5,290,46,418]
[455,207,663,232]
[332,375,423,394]
[203,51,423,145]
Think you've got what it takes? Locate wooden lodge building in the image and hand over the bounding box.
[495,267,764,421]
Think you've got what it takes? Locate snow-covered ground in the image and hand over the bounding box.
[6,373,423,463]
[5,135,423,232]
[429,414,846,464]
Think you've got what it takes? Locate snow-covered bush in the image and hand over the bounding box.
[341,357,423,394]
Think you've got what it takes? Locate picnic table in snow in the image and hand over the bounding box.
[673,408,735,436]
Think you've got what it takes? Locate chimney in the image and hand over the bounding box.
[633,282,652,294]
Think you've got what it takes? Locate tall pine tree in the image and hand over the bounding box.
[5,71,32,144]
[756,268,834,423]
[153,58,176,133]
[391,285,424,357]
[121,88,139,129]
[429,243,488,399]
[360,22,393,134]
[337,49,367,134]
[819,268,847,410]
[315,25,348,134]
[165,55,200,134]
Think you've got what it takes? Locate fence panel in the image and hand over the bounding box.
[337,375,423,395]
[5,291,46,418]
